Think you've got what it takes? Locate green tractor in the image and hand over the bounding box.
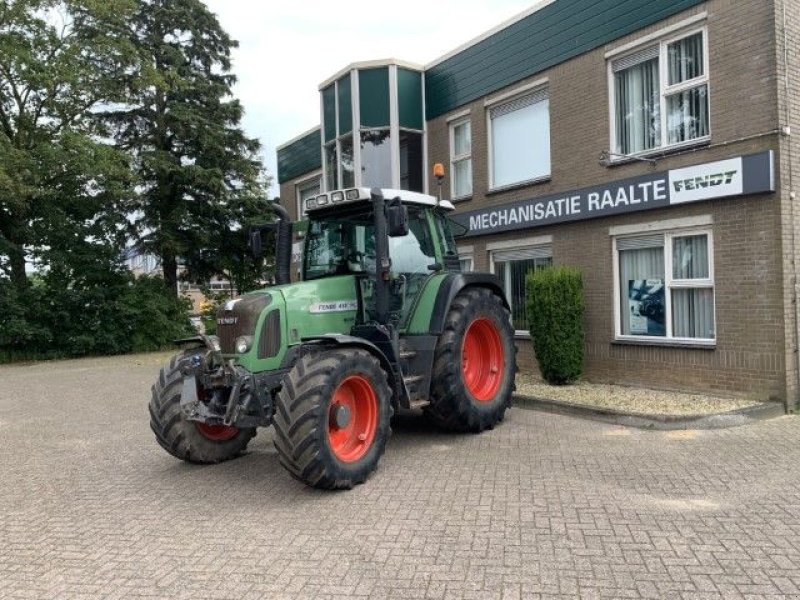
[149,188,516,489]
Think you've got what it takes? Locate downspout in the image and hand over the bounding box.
[781,0,799,412]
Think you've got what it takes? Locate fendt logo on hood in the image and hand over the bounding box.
[217,316,238,326]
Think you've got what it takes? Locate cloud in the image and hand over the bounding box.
[204,0,535,196]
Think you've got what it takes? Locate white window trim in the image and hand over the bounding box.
[487,86,551,191]
[612,227,716,346]
[489,241,553,337]
[457,245,474,271]
[607,25,711,162]
[449,117,472,200]
[295,172,322,219]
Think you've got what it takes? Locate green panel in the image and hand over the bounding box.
[280,275,358,340]
[322,85,336,142]
[405,274,448,334]
[397,68,423,130]
[337,74,352,135]
[425,0,706,119]
[277,128,321,184]
[358,67,390,128]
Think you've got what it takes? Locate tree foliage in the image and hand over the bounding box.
[111,0,269,295]
[0,0,272,361]
[525,266,585,385]
[0,0,138,288]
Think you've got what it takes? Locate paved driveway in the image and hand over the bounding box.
[1,353,800,599]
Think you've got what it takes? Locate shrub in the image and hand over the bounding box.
[0,275,193,362]
[525,266,585,385]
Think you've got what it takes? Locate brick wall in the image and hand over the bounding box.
[429,0,787,401]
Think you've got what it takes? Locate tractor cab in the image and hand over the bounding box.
[300,188,459,328]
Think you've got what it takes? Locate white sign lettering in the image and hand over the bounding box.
[309,300,358,314]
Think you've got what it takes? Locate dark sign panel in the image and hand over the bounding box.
[452,151,774,237]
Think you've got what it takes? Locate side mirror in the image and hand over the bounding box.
[386,201,409,237]
[249,228,263,259]
[248,223,276,259]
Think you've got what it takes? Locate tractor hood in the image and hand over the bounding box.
[218,276,359,374]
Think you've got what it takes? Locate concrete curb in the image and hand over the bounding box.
[512,394,787,430]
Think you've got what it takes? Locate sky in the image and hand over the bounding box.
[203,0,538,198]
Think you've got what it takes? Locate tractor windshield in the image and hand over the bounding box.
[302,207,436,281]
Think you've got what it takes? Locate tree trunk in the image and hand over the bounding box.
[162,252,178,297]
[8,245,28,290]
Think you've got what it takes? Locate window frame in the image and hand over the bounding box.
[295,173,322,220]
[449,116,472,200]
[612,227,716,346]
[608,26,711,160]
[486,87,551,191]
[489,241,553,337]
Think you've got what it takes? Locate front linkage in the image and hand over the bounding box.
[177,335,277,430]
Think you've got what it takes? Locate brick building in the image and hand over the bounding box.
[277,0,800,409]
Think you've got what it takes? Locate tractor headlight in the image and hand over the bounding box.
[234,336,253,354]
[208,336,221,352]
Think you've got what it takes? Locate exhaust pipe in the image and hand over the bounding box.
[271,203,292,286]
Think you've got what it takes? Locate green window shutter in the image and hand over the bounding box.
[322,85,336,142]
[398,68,423,130]
[359,67,390,128]
[337,74,352,136]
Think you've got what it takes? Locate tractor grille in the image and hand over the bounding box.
[258,309,282,359]
[216,294,271,354]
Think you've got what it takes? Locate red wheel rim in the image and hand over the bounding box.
[327,375,378,463]
[195,423,239,441]
[462,317,505,402]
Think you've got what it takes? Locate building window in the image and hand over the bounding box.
[615,230,714,342]
[488,89,550,189]
[450,118,472,198]
[458,248,473,272]
[296,177,321,218]
[360,129,392,188]
[612,29,709,156]
[491,245,552,334]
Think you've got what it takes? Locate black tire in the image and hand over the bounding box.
[148,350,256,464]
[273,348,392,490]
[426,287,516,432]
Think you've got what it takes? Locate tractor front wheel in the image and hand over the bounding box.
[273,348,392,489]
[426,287,516,432]
[148,350,256,464]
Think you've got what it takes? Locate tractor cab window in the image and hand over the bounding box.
[303,213,375,280]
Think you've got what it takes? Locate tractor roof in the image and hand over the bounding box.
[303,187,455,214]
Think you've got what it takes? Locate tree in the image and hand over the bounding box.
[111,0,269,295]
[0,0,137,290]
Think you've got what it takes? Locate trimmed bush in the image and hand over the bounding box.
[525,266,585,385]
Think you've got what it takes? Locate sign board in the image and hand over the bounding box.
[452,151,774,237]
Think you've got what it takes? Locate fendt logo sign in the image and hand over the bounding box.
[454,151,773,238]
[669,157,742,204]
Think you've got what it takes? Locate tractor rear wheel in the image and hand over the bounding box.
[426,287,516,432]
[148,350,256,464]
[273,348,391,489]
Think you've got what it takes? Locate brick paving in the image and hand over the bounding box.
[2,353,800,599]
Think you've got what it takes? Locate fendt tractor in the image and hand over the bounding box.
[148,187,517,489]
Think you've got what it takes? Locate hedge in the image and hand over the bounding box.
[525,266,585,385]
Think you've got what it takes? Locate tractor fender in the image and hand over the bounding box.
[300,335,398,392]
[428,273,509,335]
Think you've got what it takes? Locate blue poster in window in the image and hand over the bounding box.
[628,279,665,336]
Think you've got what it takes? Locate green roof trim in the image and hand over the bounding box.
[425,0,705,119]
[277,128,321,184]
